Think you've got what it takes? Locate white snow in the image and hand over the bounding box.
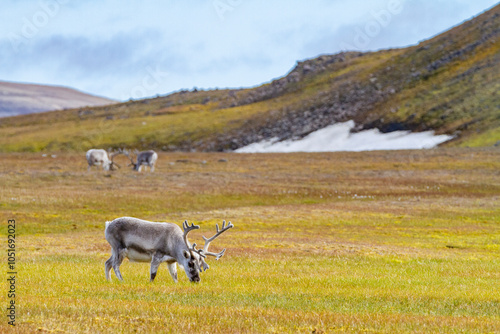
[235,121,453,153]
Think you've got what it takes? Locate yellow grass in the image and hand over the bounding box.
[1,149,499,333]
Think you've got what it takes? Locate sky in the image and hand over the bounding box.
[0,0,498,101]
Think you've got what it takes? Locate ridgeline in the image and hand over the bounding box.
[0,5,498,152]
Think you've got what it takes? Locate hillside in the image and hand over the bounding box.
[0,81,115,117]
[0,5,498,152]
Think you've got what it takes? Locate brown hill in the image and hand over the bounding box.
[0,5,498,152]
[0,81,115,117]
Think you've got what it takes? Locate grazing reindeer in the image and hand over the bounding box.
[104,217,233,283]
[124,150,158,172]
[85,149,121,171]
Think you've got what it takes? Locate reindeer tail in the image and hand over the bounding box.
[104,221,111,237]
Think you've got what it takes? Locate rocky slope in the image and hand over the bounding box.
[208,5,500,150]
[0,5,498,152]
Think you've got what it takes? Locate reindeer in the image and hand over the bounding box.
[85,149,121,171]
[104,217,233,283]
[124,150,158,172]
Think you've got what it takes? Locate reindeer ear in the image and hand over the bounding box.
[183,250,190,259]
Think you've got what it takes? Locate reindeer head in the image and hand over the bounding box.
[108,150,123,171]
[181,220,234,282]
[122,149,139,171]
[181,221,202,282]
[102,160,116,171]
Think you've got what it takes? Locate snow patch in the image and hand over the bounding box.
[235,121,453,153]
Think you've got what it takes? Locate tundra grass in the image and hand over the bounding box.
[0,149,499,333]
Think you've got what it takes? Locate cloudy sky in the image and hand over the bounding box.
[0,0,497,101]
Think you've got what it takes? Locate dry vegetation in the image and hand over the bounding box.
[0,148,499,333]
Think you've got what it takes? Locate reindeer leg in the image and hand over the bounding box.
[112,248,126,281]
[105,247,121,281]
[105,254,113,281]
[167,262,178,282]
[150,253,163,282]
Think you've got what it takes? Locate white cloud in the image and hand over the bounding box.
[0,0,497,100]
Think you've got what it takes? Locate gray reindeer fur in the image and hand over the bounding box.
[104,217,233,283]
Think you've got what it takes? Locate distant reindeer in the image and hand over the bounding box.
[124,150,158,172]
[104,218,233,283]
[85,149,121,171]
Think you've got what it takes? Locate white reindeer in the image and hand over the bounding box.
[124,150,158,172]
[85,149,121,171]
[104,217,233,283]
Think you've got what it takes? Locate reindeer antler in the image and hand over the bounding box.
[200,220,234,271]
[121,149,137,167]
[182,220,200,252]
[109,149,123,169]
[182,221,207,272]
[191,243,206,258]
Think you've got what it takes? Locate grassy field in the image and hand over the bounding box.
[1,148,499,333]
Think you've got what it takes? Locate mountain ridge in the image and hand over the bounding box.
[0,5,498,152]
[0,81,115,117]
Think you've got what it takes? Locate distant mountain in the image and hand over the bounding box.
[0,5,498,152]
[0,81,115,117]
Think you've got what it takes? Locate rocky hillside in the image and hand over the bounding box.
[0,81,115,117]
[211,5,500,150]
[0,5,498,152]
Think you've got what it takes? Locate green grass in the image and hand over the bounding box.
[1,149,499,333]
[457,126,500,148]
